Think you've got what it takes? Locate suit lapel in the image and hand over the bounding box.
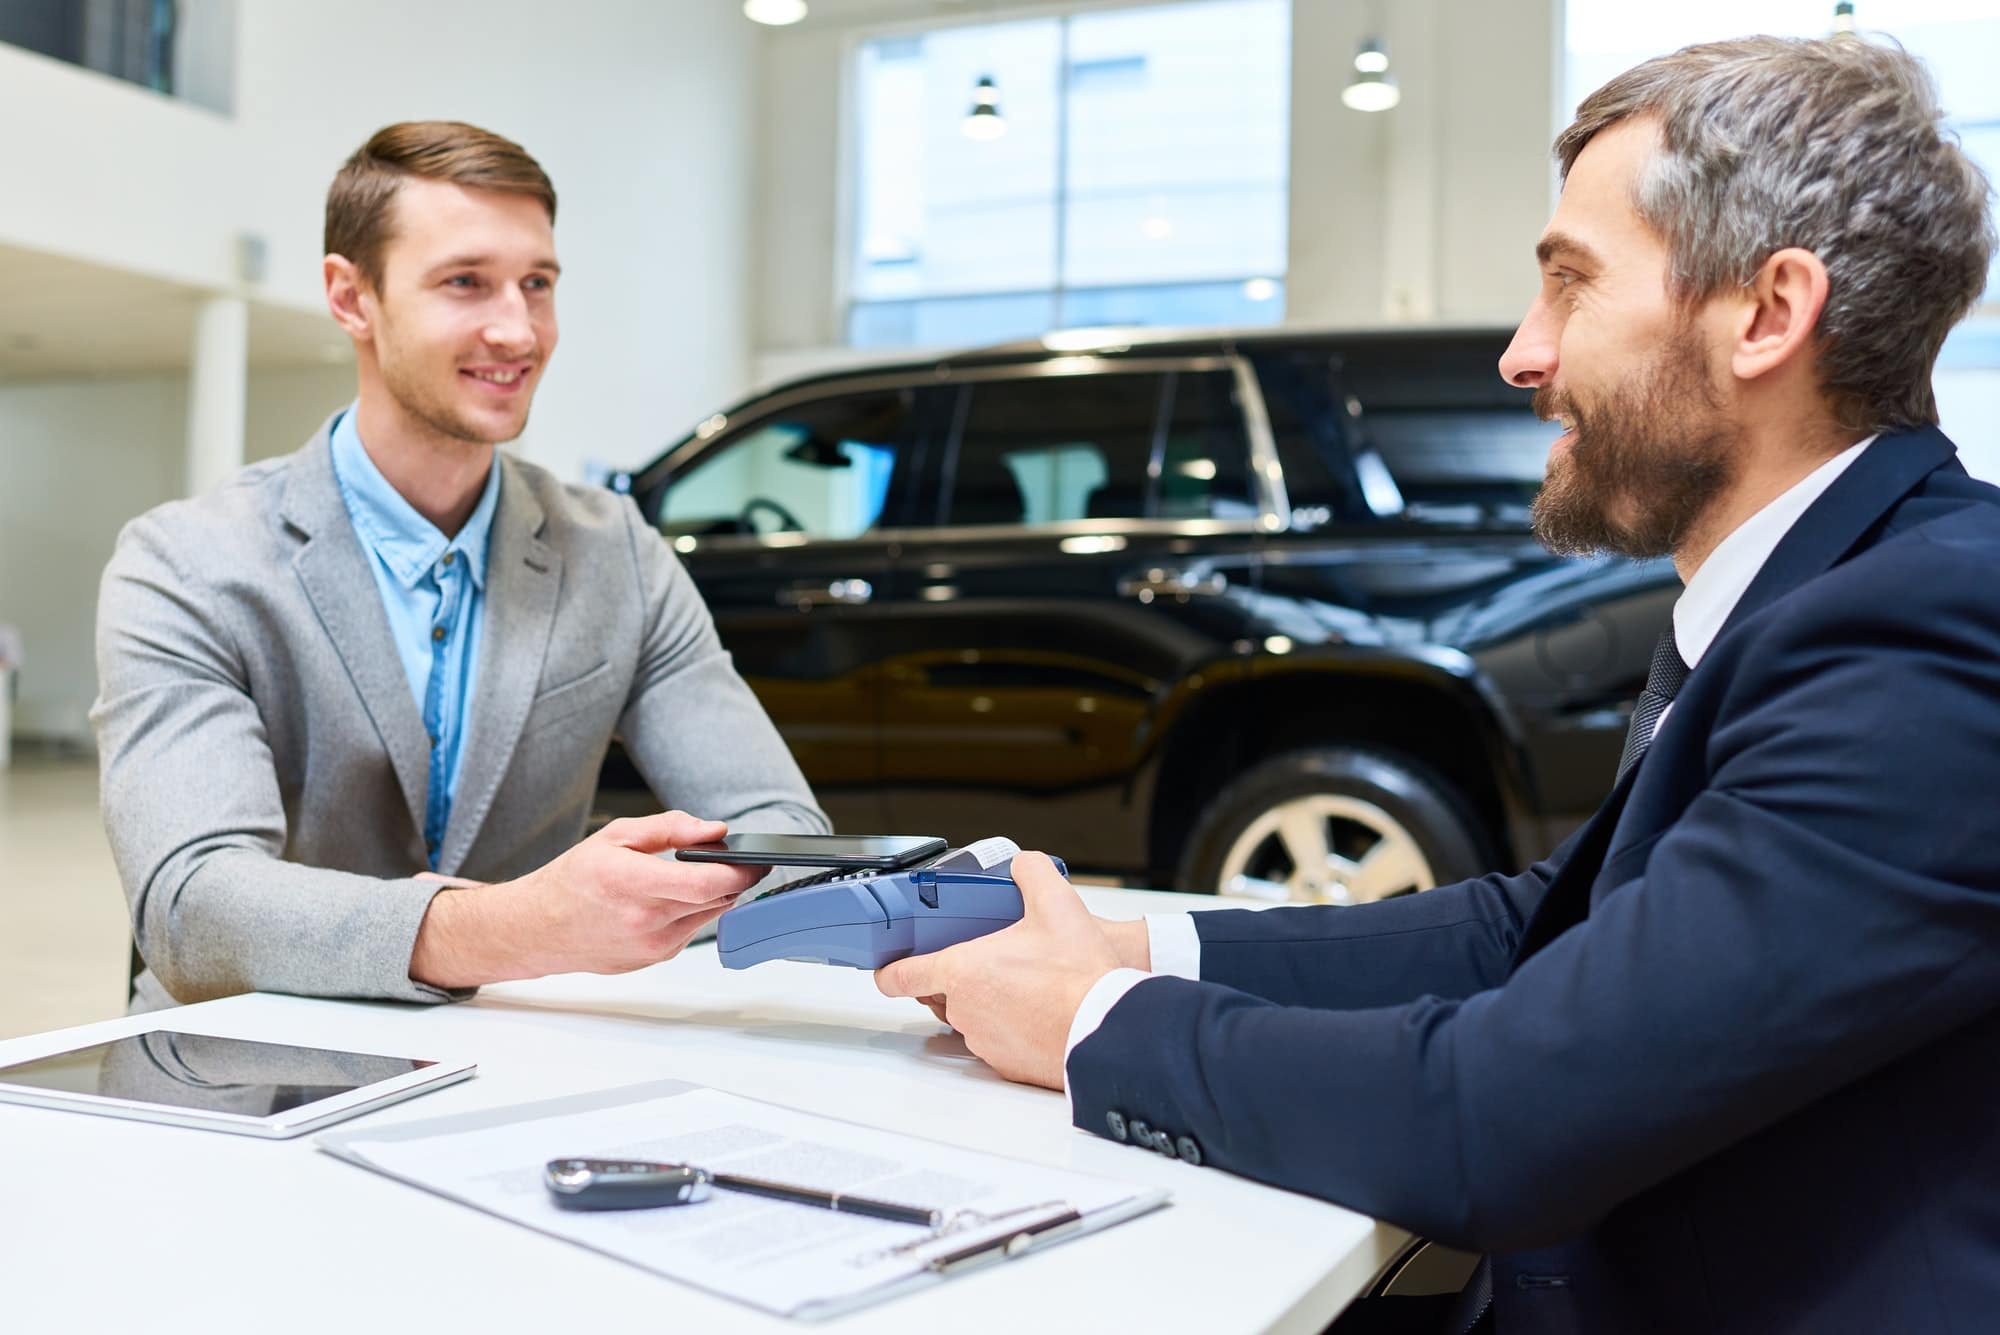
[438,455,562,873]
[1716,426,1957,640]
[1510,427,1961,969]
[280,423,431,843]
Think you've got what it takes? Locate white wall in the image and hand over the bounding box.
[0,363,381,740]
[0,377,186,740]
[244,365,359,463]
[0,0,760,483]
[750,0,1562,381]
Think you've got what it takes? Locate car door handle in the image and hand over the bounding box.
[1117,568,1229,602]
[780,578,873,608]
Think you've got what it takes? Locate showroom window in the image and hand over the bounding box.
[1565,1,2000,475]
[848,0,1290,349]
[0,0,235,113]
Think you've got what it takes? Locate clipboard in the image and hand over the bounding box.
[318,1079,1171,1321]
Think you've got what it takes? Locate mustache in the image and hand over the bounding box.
[1531,386,1575,424]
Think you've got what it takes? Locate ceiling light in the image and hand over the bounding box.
[1342,72,1400,112]
[963,74,1006,140]
[1241,277,1277,302]
[742,0,807,25]
[1141,216,1173,240]
[1342,36,1400,112]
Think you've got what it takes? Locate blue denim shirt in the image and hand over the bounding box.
[329,407,501,867]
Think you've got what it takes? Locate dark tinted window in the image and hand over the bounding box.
[1158,370,1256,520]
[1253,340,1544,525]
[1251,350,1361,519]
[660,389,920,539]
[945,368,1254,526]
[1339,343,1545,523]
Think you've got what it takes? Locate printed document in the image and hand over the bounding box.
[319,1080,1168,1320]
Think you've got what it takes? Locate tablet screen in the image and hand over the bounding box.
[0,1032,434,1117]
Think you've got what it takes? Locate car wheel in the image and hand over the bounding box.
[1175,747,1488,901]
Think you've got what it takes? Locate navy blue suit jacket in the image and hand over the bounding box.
[1068,428,2000,1334]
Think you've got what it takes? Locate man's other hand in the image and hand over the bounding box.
[874,852,1122,1089]
[409,811,758,988]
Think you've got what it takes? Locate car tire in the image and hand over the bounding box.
[1174,747,1489,900]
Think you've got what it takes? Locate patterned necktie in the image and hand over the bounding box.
[1616,630,1691,783]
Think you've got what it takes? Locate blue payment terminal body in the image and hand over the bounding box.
[716,838,1051,970]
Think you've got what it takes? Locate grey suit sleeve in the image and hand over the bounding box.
[612,499,831,840]
[90,514,466,1007]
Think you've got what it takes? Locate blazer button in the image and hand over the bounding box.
[1155,1130,1178,1156]
[1105,1110,1128,1142]
[1129,1119,1153,1148]
[1176,1136,1203,1166]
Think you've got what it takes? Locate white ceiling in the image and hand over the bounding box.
[0,241,351,385]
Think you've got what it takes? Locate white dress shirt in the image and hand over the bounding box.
[1061,435,1878,1095]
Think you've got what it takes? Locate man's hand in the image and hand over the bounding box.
[409,811,759,988]
[874,852,1123,1089]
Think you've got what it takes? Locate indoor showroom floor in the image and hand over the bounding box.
[0,754,131,1040]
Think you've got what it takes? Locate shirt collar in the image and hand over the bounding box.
[1673,434,1876,669]
[329,405,501,591]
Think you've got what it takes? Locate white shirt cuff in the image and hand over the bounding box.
[1063,967,1153,1105]
[1146,913,1202,979]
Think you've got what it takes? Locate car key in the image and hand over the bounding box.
[543,1158,713,1211]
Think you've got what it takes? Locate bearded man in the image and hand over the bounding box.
[94,122,827,1012]
[872,37,2000,1335]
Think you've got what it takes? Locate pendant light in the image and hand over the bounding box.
[743,0,807,26]
[963,74,1007,140]
[1342,37,1400,112]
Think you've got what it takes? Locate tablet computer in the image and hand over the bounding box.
[0,1026,476,1139]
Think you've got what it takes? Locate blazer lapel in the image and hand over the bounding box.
[280,423,431,844]
[438,455,562,873]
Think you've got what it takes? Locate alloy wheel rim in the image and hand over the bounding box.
[1218,794,1436,903]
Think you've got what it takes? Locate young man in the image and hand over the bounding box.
[94,122,827,1011]
[876,37,2000,1334]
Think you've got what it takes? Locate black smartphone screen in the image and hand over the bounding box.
[677,833,948,870]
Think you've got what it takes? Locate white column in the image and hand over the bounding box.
[185,295,249,497]
[1379,0,1441,322]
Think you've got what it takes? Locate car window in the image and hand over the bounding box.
[945,368,1253,526]
[1157,369,1256,520]
[1339,343,1546,523]
[659,389,918,540]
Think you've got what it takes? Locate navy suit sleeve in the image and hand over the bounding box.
[1069,554,2000,1252]
[1191,846,1567,1009]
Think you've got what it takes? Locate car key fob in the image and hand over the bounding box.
[543,1159,713,1211]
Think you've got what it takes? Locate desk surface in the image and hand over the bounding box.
[0,887,1402,1334]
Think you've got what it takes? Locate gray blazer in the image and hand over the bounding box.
[92,419,828,1011]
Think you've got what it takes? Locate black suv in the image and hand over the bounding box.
[597,326,1677,901]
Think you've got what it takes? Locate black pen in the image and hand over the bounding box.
[709,1170,944,1228]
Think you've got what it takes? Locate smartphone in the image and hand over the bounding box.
[676,833,948,870]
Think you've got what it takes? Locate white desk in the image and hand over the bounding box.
[0,888,1404,1334]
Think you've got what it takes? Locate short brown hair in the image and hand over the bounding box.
[1556,36,1995,434]
[324,120,557,287]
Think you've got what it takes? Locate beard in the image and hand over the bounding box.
[1530,327,1738,560]
[375,317,532,448]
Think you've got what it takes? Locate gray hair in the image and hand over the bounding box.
[1556,36,1996,434]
